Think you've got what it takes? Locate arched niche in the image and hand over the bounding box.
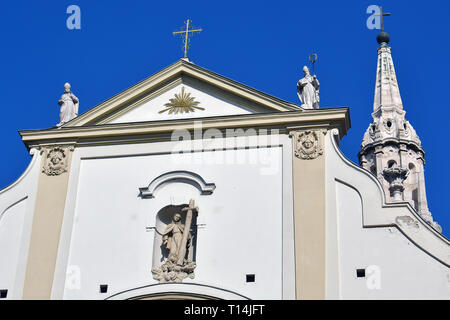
[105,283,250,300]
[141,171,215,283]
[152,204,198,269]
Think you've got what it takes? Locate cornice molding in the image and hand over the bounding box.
[20,108,350,148]
[359,137,425,157]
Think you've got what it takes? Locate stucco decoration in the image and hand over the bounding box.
[159,86,204,114]
[139,171,216,198]
[42,146,72,176]
[291,130,325,160]
[152,199,198,283]
[395,216,420,231]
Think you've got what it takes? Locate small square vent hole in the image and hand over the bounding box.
[0,290,8,299]
[356,269,366,278]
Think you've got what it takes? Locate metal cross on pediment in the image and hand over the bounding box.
[374,6,391,32]
[173,19,202,58]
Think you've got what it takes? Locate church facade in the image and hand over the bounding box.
[0,35,448,300]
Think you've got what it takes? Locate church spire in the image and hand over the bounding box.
[372,7,403,112]
[373,36,404,112]
[359,25,442,233]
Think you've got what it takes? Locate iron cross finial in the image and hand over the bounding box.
[173,19,202,58]
[374,6,391,32]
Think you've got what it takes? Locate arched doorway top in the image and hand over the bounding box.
[105,283,249,300]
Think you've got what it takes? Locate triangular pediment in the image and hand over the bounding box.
[64,59,301,127]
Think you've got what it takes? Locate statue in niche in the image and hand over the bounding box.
[297,66,320,109]
[152,200,198,283]
[57,82,79,127]
[162,213,192,262]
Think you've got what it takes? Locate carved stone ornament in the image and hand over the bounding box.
[395,216,419,231]
[151,254,196,283]
[382,117,395,133]
[159,86,204,114]
[291,130,325,160]
[42,146,71,176]
[152,199,198,283]
[382,165,409,201]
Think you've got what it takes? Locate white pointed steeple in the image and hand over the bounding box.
[373,44,403,111]
[359,30,442,233]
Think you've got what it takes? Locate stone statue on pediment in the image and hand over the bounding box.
[57,82,79,127]
[297,66,320,109]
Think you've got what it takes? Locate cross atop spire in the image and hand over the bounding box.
[173,19,202,58]
[374,6,391,33]
[374,7,391,45]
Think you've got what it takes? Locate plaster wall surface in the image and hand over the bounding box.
[0,150,41,299]
[56,135,295,300]
[335,181,450,299]
[326,130,450,299]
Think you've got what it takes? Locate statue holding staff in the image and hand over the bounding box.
[297,65,320,109]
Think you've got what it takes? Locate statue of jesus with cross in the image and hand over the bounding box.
[152,199,198,283]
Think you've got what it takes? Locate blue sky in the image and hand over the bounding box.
[1,0,449,237]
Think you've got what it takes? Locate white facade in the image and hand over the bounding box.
[0,58,448,300]
[54,135,295,300]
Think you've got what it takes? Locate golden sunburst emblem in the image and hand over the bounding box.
[159,87,205,114]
